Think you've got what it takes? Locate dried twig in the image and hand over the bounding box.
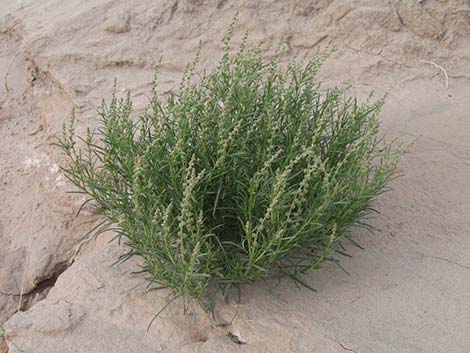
[420,59,449,89]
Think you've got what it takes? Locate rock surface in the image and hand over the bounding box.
[5,237,346,353]
[1,0,469,352]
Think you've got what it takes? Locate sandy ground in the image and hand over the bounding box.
[1,0,470,352]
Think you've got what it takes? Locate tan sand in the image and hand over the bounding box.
[1,0,469,352]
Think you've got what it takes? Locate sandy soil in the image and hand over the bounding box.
[1,0,469,352]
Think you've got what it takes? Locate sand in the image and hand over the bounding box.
[1,0,469,352]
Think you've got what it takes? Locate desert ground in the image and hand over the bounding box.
[1,1,469,352]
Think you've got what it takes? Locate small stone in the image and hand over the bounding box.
[227,330,247,345]
[103,12,130,34]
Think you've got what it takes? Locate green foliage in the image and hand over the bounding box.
[58,33,403,311]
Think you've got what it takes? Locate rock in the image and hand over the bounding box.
[0,34,95,322]
[6,300,85,335]
[4,236,345,353]
[0,243,351,353]
[396,2,445,40]
[103,11,130,33]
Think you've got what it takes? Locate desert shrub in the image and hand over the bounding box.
[58,33,403,312]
